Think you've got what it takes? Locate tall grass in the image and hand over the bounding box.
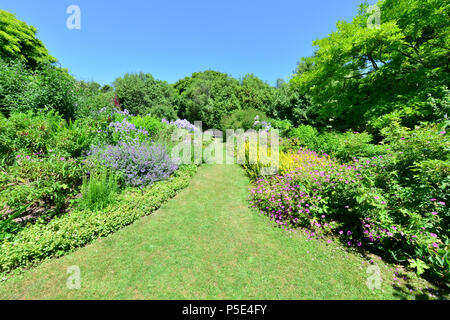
[80,168,119,211]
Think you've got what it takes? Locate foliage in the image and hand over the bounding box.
[79,168,120,211]
[175,70,241,129]
[291,0,450,131]
[287,125,386,162]
[113,72,178,119]
[87,140,178,188]
[0,10,56,68]
[0,60,78,119]
[220,108,269,132]
[0,165,198,273]
[74,80,116,119]
[0,153,83,226]
[162,118,197,132]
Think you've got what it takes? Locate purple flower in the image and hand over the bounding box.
[347,241,352,246]
[347,231,352,235]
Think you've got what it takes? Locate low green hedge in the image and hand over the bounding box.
[0,164,198,274]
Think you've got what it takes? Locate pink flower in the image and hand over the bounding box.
[357,242,362,247]
[439,130,446,135]
[327,240,332,244]
[60,157,65,161]
[339,230,344,235]
[374,196,380,200]
[431,212,438,215]
[432,243,439,248]
[347,241,352,246]
[430,233,437,238]
[26,156,31,160]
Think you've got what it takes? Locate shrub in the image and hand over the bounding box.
[220,108,269,132]
[0,111,64,164]
[162,118,197,132]
[287,126,386,162]
[271,119,293,137]
[0,153,84,225]
[0,60,78,120]
[87,140,178,188]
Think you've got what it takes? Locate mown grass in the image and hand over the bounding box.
[0,165,438,299]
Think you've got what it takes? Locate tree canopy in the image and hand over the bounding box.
[113,72,178,119]
[291,0,450,131]
[0,10,56,69]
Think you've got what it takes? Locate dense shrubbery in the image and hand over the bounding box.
[0,60,78,120]
[286,125,387,162]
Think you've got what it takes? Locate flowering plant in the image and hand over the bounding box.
[87,140,178,188]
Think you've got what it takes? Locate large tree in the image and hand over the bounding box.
[113,72,178,119]
[0,10,56,68]
[174,70,241,129]
[291,0,450,131]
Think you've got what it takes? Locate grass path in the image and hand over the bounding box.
[0,165,406,299]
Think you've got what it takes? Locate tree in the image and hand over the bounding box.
[237,74,276,116]
[174,70,241,129]
[291,0,450,131]
[0,10,56,69]
[113,72,178,119]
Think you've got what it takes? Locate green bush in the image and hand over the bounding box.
[0,111,64,164]
[220,108,269,132]
[0,154,84,219]
[0,60,78,120]
[127,114,164,138]
[0,164,198,274]
[287,126,386,162]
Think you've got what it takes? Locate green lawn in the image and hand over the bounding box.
[0,165,432,299]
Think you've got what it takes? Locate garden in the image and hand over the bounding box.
[0,0,448,299]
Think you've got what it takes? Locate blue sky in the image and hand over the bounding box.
[1,0,370,86]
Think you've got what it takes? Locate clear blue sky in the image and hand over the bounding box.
[0,0,371,86]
